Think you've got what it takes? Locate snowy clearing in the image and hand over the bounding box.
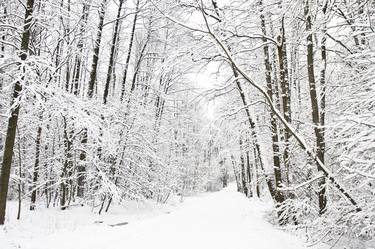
[1,185,320,249]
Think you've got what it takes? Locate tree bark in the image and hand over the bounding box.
[30,124,42,210]
[252,147,261,198]
[72,1,90,96]
[259,4,285,205]
[0,0,35,225]
[61,116,73,210]
[77,130,87,198]
[64,0,71,92]
[120,0,140,101]
[103,0,124,104]
[0,6,6,164]
[245,149,252,198]
[0,5,5,59]
[276,17,292,185]
[320,0,328,148]
[16,130,22,220]
[231,155,241,192]
[305,0,327,215]
[239,137,248,196]
[87,0,107,98]
[130,35,149,94]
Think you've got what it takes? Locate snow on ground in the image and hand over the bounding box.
[1,198,175,249]
[1,185,320,249]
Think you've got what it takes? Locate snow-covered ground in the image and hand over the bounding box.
[1,185,322,249]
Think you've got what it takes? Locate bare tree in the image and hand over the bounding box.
[304,0,327,215]
[0,0,35,225]
[88,0,108,98]
[103,0,125,104]
[120,0,140,101]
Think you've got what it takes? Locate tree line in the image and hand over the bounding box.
[161,0,374,244]
[0,0,374,246]
[0,0,223,225]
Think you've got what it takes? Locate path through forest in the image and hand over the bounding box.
[9,185,316,249]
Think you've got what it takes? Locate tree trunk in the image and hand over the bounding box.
[245,149,252,198]
[259,4,285,205]
[231,66,275,200]
[77,130,87,198]
[130,36,149,94]
[0,0,35,225]
[120,0,140,101]
[231,155,241,192]
[87,0,107,98]
[305,0,327,215]
[253,147,260,198]
[320,0,328,148]
[16,130,22,220]
[72,2,90,96]
[30,124,42,210]
[239,137,248,196]
[64,0,71,92]
[0,5,6,91]
[103,0,124,104]
[276,18,292,185]
[61,116,72,210]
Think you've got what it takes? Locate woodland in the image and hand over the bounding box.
[0,0,374,248]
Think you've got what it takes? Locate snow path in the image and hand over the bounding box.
[22,186,307,249]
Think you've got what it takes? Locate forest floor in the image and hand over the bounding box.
[1,185,325,249]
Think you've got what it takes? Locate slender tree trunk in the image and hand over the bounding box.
[320,1,328,160]
[98,195,106,215]
[276,18,292,186]
[54,0,64,88]
[239,137,248,196]
[61,116,72,210]
[0,6,5,57]
[130,36,149,94]
[87,0,107,98]
[120,0,140,101]
[320,0,328,138]
[72,2,90,96]
[103,0,124,104]
[16,130,22,220]
[0,5,6,91]
[77,130,87,198]
[77,0,107,199]
[253,147,261,198]
[231,66,275,200]
[305,0,327,215]
[259,4,285,205]
[64,0,71,92]
[84,0,107,200]
[0,0,35,225]
[245,149,252,198]
[0,6,6,164]
[30,124,42,210]
[104,177,118,212]
[231,155,241,192]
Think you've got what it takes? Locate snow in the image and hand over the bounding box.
[1,185,319,249]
